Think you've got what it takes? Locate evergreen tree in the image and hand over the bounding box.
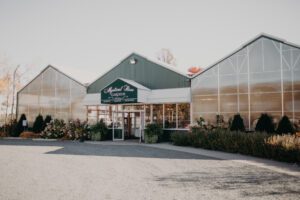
[32,114,44,133]
[276,115,295,134]
[230,114,245,132]
[13,114,27,137]
[255,113,275,134]
[43,115,52,129]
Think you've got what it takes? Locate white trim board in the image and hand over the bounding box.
[82,87,191,106]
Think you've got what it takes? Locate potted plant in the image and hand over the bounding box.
[90,119,108,141]
[144,123,163,144]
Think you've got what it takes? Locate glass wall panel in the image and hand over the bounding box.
[249,38,281,94]
[178,103,190,128]
[219,58,237,95]
[263,39,280,71]
[164,104,176,128]
[145,105,151,125]
[282,70,292,92]
[123,105,144,111]
[112,111,123,139]
[192,95,218,113]
[239,94,249,112]
[295,92,300,112]
[250,72,281,93]
[98,105,112,126]
[87,106,97,124]
[249,39,263,73]
[219,59,234,75]
[238,74,248,93]
[219,75,237,94]
[220,95,238,113]
[283,92,293,112]
[152,104,163,126]
[87,103,191,130]
[191,67,218,95]
[295,112,300,128]
[250,93,281,112]
[294,70,300,91]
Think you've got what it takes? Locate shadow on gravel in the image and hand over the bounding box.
[155,166,300,198]
[0,139,219,160]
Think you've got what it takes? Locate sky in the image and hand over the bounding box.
[0,0,300,84]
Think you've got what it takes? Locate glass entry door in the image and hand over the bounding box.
[112,111,124,141]
[124,112,132,139]
[112,110,145,142]
[124,112,140,139]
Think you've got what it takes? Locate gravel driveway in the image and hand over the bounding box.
[0,139,299,200]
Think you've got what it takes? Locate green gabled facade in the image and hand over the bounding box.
[87,53,190,93]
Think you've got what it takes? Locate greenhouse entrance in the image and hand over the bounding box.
[112,110,145,142]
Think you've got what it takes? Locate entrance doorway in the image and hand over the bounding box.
[112,110,145,142]
[124,112,142,139]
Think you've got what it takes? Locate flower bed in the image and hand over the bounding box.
[41,119,89,140]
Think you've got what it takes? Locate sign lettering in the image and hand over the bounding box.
[101,79,138,104]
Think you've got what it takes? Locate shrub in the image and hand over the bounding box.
[43,115,52,129]
[32,114,44,133]
[276,115,295,134]
[63,119,90,140]
[144,123,163,143]
[41,119,65,139]
[171,132,192,146]
[196,117,206,128]
[265,134,300,163]
[0,130,8,137]
[266,134,300,151]
[171,127,300,164]
[255,113,275,134]
[12,114,27,137]
[0,119,17,137]
[90,119,108,141]
[41,119,90,140]
[230,114,245,132]
[216,114,224,127]
[19,131,40,138]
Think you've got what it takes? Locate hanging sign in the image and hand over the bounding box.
[101,79,138,104]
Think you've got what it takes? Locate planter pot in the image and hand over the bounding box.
[144,135,158,144]
[91,132,102,141]
[79,137,85,142]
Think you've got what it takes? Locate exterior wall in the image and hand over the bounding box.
[17,66,87,125]
[82,88,191,106]
[191,36,300,130]
[147,88,191,103]
[87,103,190,129]
[87,53,190,93]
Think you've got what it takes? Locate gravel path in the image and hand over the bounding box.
[0,139,299,200]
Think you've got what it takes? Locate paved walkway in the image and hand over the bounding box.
[0,139,299,200]
[145,143,300,177]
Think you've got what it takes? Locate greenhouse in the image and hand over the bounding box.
[16,33,300,140]
[17,66,86,125]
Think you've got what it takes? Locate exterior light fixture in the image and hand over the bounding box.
[129,57,137,64]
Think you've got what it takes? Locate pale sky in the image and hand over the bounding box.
[0,0,300,84]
